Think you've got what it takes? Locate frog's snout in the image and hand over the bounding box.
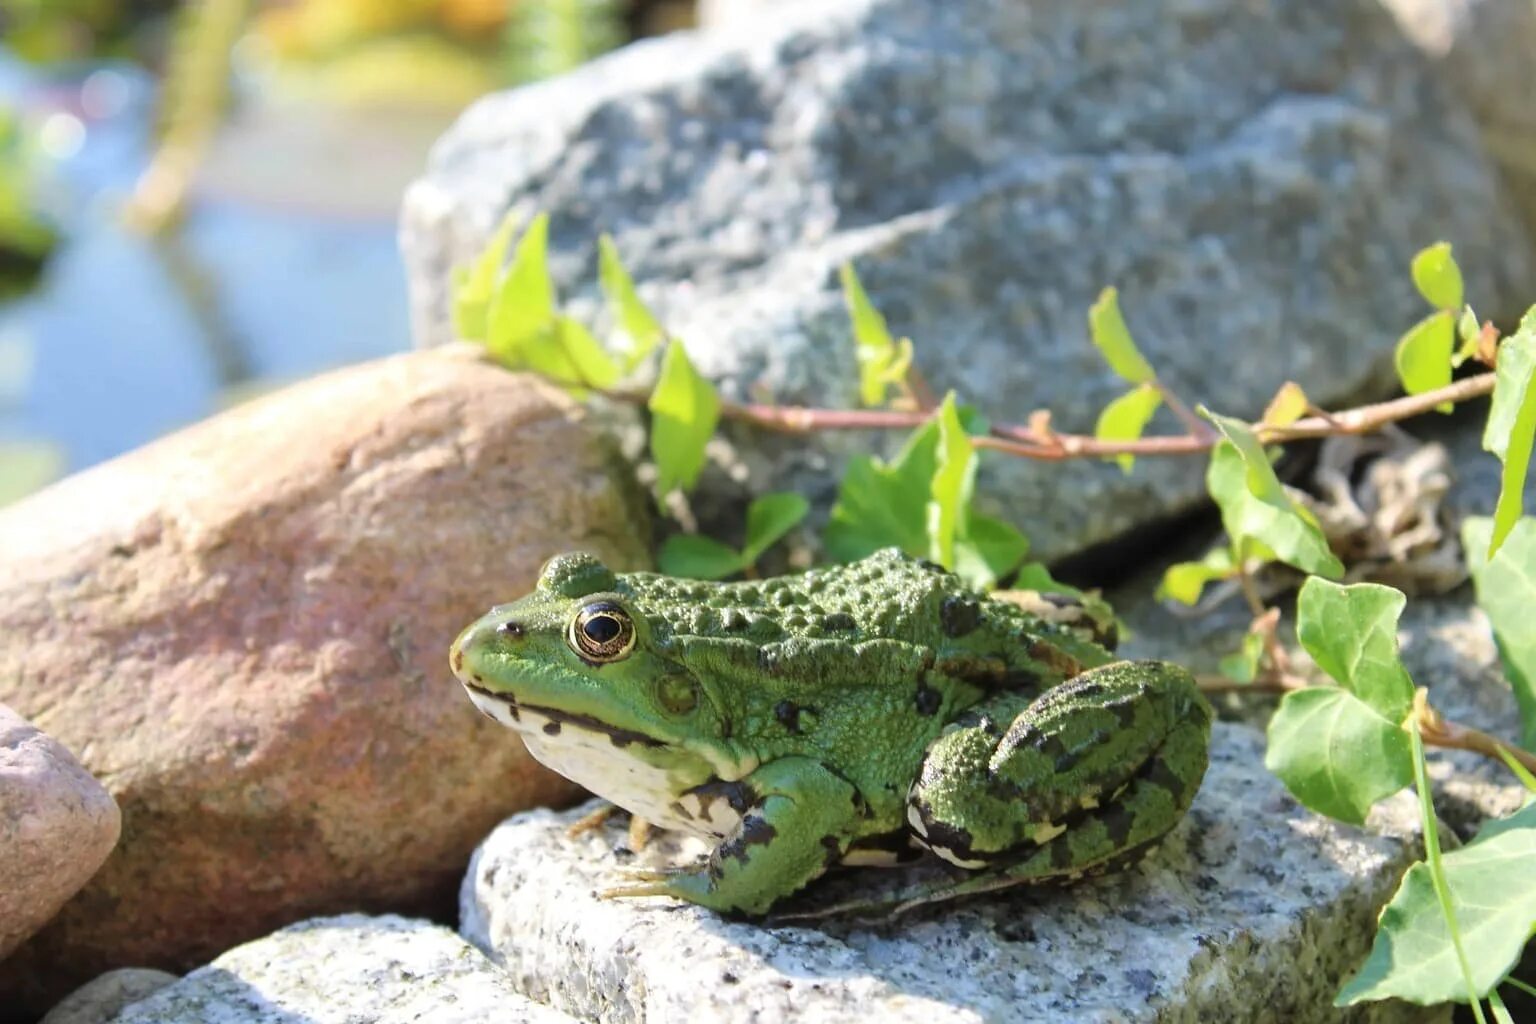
[449,615,525,684]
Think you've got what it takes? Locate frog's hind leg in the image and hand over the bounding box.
[902,660,1211,912]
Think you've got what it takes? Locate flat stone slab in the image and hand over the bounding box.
[107,915,576,1024]
[462,724,1440,1023]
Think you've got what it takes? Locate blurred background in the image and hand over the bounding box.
[0,0,697,505]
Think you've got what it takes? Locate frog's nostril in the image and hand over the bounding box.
[497,621,525,639]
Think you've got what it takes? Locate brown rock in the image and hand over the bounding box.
[0,706,121,961]
[0,346,651,1016]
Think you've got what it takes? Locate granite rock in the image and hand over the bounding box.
[401,0,1535,562]
[461,740,1440,1024]
[0,705,120,961]
[106,916,575,1024]
[0,346,651,1016]
[39,969,179,1024]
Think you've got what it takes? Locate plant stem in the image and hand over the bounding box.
[1415,693,1536,775]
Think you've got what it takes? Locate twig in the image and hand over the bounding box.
[1154,379,1216,440]
[1415,690,1536,775]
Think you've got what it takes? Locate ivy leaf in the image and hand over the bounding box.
[1088,287,1155,385]
[1158,545,1237,606]
[657,534,743,580]
[1264,687,1414,824]
[823,420,939,563]
[1463,516,1536,748]
[1094,382,1162,473]
[647,339,720,496]
[1218,631,1265,684]
[1202,416,1344,578]
[1296,578,1414,723]
[1335,804,1536,1006]
[741,493,809,565]
[1394,312,1455,413]
[953,512,1030,591]
[485,212,556,366]
[1410,241,1464,311]
[840,262,913,407]
[1010,561,1081,596]
[598,234,665,371]
[452,213,519,342]
[1482,309,1536,557]
[927,394,975,572]
[1262,381,1310,428]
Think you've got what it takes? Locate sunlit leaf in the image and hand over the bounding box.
[1202,410,1289,504]
[1010,561,1081,596]
[1218,631,1265,684]
[1088,287,1154,385]
[823,420,939,563]
[1454,307,1482,368]
[1157,545,1237,606]
[1335,803,1536,1005]
[1394,312,1455,413]
[1262,381,1310,428]
[953,512,1030,590]
[1482,310,1536,557]
[1094,382,1162,473]
[927,393,975,571]
[551,316,620,390]
[1264,687,1413,824]
[647,339,720,496]
[1296,578,1414,722]
[741,492,809,565]
[1463,517,1536,748]
[452,213,519,342]
[598,234,664,371]
[485,212,556,366]
[1204,425,1343,578]
[841,262,908,407]
[657,534,743,580]
[1410,241,1464,311]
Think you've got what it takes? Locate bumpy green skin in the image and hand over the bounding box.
[450,548,1212,917]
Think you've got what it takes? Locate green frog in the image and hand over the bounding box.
[449,548,1211,917]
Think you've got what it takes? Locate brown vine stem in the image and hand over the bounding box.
[691,373,1497,462]
[1415,689,1536,775]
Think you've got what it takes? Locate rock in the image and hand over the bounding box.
[106,915,576,1024]
[39,969,179,1024]
[461,747,1441,1024]
[0,706,120,961]
[0,346,652,1017]
[401,0,1535,562]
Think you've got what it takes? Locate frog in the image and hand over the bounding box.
[449,547,1212,918]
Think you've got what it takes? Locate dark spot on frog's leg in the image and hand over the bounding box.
[669,799,695,823]
[1100,802,1136,848]
[716,814,778,866]
[1001,666,1042,691]
[542,721,561,736]
[688,779,756,816]
[774,700,801,733]
[914,683,943,716]
[1048,832,1078,870]
[1143,754,1189,798]
[819,834,843,869]
[940,596,982,637]
[820,612,857,632]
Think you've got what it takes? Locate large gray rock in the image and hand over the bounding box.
[401,0,1535,562]
[461,740,1440,1024]
[40,969,179,1024]
[106,916,576,1024]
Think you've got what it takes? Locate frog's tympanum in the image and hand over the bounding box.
[450,549,1211,917]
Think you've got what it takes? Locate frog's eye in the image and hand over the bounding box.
[568,601,636,663]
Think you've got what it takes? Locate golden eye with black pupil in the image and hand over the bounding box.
[568,602,635,662]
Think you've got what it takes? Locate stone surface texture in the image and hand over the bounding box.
[0,346,652,1016]
[106,916,576,1024]
[401,0,1535,563]
[461,738,1441,1024]
[39,969,180,1024]
[0,705,120,961]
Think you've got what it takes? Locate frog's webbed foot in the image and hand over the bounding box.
[599,864,691,901]
[566,802,656,851]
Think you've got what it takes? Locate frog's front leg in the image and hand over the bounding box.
[902,660,1211,908]
[602,756,864,915]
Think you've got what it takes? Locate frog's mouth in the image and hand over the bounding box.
[460,679,665,751]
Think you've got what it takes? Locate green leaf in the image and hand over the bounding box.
[598,234,665,371]
[647,339,720,496]
[657,534,744,580]
[1482,310,1536,557]
[1463,517,1536,748]
[1264,687,1414,824]
[1455,307,1482,368]
[1205,435,1344,578]
[551,316,620,390]
[741,492,809,565]
[0,439,64,506]
[1296,578,1414,722]
[1411,242,1465,311]
[1088,287,1155,385]
[953,512,1030,591]
[1394,312,1455,412]
[1158,545,1237,606]
[927,394,976,573]
[1094,383,1162,473]
[485,212,556,366]
[840,262,911,407]
[1335,802,1536,1005]
[1262,381,1310,427]
[1010,561,1081,596]
[823,420,939,563]
[451,213,518,342]
[1218,631,1266,684]
[1202,410,1288,503]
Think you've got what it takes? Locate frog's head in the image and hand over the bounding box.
[450,553,739,798]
